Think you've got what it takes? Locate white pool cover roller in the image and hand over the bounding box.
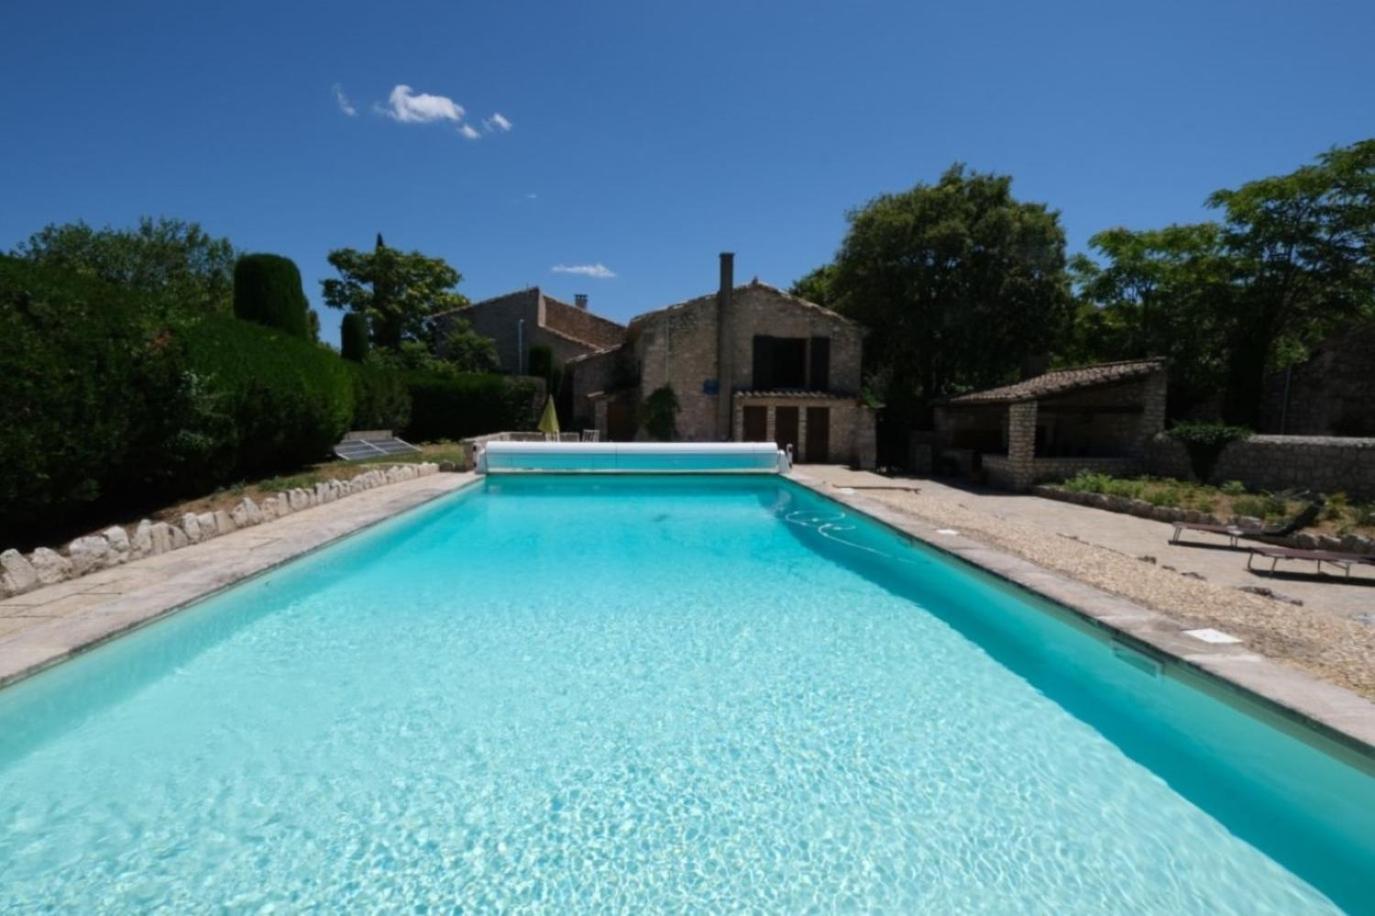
[478,441,789,474]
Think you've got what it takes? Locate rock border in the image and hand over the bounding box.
[1033,484,1375,555]
[0,463,441,599]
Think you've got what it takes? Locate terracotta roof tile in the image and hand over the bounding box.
[945,359,1165,405]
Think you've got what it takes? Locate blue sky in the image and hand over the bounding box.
[2,0,1370,344]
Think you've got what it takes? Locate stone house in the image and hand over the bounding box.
[432,288,624,374]
[567,254,877,467]
[1259,321,1375,436]
[934,359,1167,491]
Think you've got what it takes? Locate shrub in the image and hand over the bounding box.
[1323,491,1348,521]
[1219,480,1247,496]
[232,253,310,339]
[402,372,540,441]
[1167,421,1251,483]
[0,258,215,544]
[641,385,680,441]
[348,362,410,430]
[181,316,353,477]
[341,312,370,362]
[1145,485,1182,508]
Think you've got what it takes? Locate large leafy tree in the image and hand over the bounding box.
[13,216,234,318]
[818,164,1072,422]
[1206,139,1375,424]
[321,233,468,350]
[1067,223,1233,414]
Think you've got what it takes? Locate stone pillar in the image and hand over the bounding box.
[1006,400,1038,491]
[714,252,735,439]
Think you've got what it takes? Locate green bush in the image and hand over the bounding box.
[348,362,410,430]
[641,385,680,441]
[1167,421,1251,483]
[181,316,353,477]
[232,253,310,339]
[0,257,214,543]
[341,312,370,362]
[1219,480,1247,496]
[402,372,540,441]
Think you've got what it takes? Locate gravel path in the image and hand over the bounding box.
[803,468,1375,701]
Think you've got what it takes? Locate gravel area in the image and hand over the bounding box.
[804,468,1375,701]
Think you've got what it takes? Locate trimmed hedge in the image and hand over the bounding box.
[348,361,411,431]
[402,372,540,441]
[233,253,310,339]
[341,312,370,362]
[181,316,354,477]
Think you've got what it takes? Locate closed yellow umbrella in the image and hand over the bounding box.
[537,396,560,436]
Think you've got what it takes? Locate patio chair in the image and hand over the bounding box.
[1247,545,1375,579]
[1169,498,1324,549]
[581,429,600,442]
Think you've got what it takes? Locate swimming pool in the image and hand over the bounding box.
[1,475,1371,911]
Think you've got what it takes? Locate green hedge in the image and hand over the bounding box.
[341,312,370,362]
[348,361,411,431]
[232,253,310,339]
[181,316,354,477]
[402,372,540,441]
[0,258,203,542]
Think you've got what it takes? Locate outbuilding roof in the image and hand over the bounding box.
[944,359,1165,406]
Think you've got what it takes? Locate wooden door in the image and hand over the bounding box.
[742,405,767,442]
[607,396,636,441]
[774,406,799,458]
[805,406,830,463]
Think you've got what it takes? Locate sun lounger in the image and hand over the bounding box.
[1169,499,1324,549]
[1247,545,1375,579]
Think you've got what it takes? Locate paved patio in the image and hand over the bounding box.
[0,472,476,688]
[799,465,1375,704]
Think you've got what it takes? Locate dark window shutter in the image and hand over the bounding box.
[753,335,773,390]
[809,337,830,390]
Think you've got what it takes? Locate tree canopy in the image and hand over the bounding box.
[817,164,1072,422]
[321,233,468,350]
[13,216,234,319]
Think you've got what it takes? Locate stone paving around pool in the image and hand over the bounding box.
[797,465,1375,713]
[0,472,476,689]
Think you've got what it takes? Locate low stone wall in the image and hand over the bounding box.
[1035,484,1375,554]
[1146,434,1375,499]
[0,463,441,600]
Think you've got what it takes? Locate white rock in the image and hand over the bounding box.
[29,547,72,585]
[289,489,309,511]
[67,535,110,575]
[130,520,153,559]
[181,513,202,543]
[170,525,188,550]
[230,497,261,528]
[315,482,331,504]
[214,510,236,535]
[1,549,39,594]
[196,512,217,539]
[102,526,130,563]
[148,522,173,555]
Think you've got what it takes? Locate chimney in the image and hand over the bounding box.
[574,293,588,310]
[715,252,735,439]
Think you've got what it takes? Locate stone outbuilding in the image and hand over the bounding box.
[432,288,624,374]
[934,359,1167,491]
[567,254,877,467]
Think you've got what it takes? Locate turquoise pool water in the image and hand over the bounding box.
[1,476,1372,912]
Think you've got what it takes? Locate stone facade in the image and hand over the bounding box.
[935,361,1168,491]
[1147,435,1375,500]
[565,260,876,467]
[432,288,624,374]
[1259,321,1375,436]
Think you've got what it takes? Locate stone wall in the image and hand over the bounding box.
[542,296,625,349]
[1147,435,1375,499]
[1259,322,1375,436]
[732,396,876,468]
[436,290,624,374]
[0,464,443,600]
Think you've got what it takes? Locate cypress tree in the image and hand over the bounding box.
[341,312,370,362]
[232,253,310,338]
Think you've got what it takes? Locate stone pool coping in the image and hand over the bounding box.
[786,470,1375,761]
[0,472,479,691]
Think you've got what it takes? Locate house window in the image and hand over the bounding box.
[752,336,807,389]
[809,336,830,391]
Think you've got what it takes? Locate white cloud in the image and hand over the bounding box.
[552,263,616,279]
[333,83,356,117]
[459,123,481,140]
[383,84,464,124]
[525,192,538,199]
[484,112,513,132]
